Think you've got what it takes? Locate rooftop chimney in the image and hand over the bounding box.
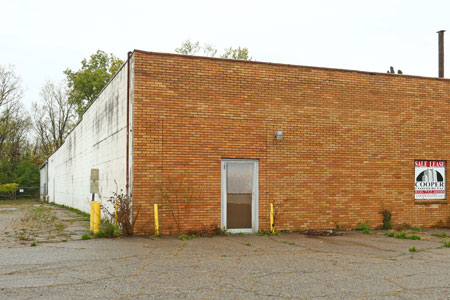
[437,30,445,78]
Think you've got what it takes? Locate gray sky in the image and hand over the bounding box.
[1,0,449,108]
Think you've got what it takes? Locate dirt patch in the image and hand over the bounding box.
[0,199,90,247]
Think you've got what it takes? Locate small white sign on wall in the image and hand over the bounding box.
[415,160,446,200]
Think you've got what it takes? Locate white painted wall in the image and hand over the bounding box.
[47,61,129,215]
[39,162,48,201]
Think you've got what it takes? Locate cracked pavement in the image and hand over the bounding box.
[1,231,450,299]
[1,201,450,299]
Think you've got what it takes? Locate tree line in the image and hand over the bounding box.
[0,41,251,197]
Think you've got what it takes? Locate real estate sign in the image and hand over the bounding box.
[415,160,446,200]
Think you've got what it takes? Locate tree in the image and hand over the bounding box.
[0,65,22,107]
[220,46,251,60]
[0,101,34,186]
[175,40,201,55]
[175,39,252,60]
[387,66,403,74]
[64,50,124,119]
[0,101,32,164]
[32,80,75,157]
[203,44,218,57]
[0,64,39,191]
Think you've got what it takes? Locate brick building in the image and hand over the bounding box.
[41,50,450,235]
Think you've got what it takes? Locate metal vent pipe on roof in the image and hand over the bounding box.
[438,30,445,78]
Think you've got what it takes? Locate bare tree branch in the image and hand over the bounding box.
[0,65,22,107]
[32,80,75,157]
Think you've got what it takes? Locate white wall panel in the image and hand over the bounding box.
[47,61,129,215]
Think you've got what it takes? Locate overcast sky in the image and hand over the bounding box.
[1,0,449,108]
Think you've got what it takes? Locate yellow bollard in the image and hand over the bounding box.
[154,203,160,236]
[90,202,94,232]
[270,203,274,234]
[115,200,118,228]
[92,201,101,234]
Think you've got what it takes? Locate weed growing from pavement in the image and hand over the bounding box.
[410,227,426,233]
[177,225,226,240]
[178,234,196,241]
[432,232,449,238]
[409,246,418,252]
[30,242,36,247]
[385,231,421,240]
[357,221,372,234]
[81,233,92,240]
[281,241,295,246]
[441,242,450,248]
[186,225,226,237]
[93,221,122,238]
[55,224,66,232]
[257,229,279,237]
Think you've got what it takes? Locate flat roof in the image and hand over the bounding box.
[134,49,450,83]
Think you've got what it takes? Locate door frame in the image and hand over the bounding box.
[221,159,259,233]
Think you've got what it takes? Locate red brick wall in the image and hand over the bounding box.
[132,50,450,235]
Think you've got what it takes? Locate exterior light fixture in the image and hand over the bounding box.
[275,130,283,141]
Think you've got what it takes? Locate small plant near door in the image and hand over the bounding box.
[159,172,203,234]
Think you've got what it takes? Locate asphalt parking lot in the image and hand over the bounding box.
[1,200,450,299]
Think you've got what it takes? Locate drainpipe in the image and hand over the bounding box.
[46,160,49,202]
[126,51,132,195]
[438,30,445,78]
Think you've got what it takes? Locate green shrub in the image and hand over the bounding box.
[94,222,121,238]
[395,232,407,239]
[385,231,395,237]
[409,246,418,252]
[357,222,372,234]
[0,183,18,194]
[406,234,421,240]
[81,233,92,240]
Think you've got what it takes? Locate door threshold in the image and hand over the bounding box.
[226,228,254,234]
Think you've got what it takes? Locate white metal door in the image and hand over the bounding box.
[221,159,258,233]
